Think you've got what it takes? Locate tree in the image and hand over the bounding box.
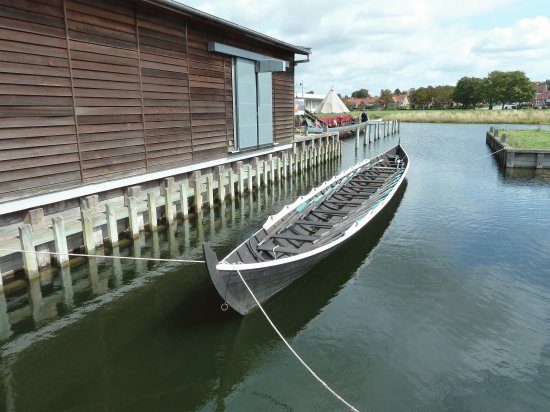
[409,87,432,108]
[351,88,370,98]
[485,70,534,109]
[453,77,485,107]
[378,89,394,108]
[432,85,454,107]
[394,88,401,95]
[546,79,550,90]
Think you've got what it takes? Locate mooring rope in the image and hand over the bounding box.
[232,265,360,412]
[0,248,205,264]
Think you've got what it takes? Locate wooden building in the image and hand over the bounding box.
[0,0,310,221]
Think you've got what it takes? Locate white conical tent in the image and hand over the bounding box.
[316,88,350,113]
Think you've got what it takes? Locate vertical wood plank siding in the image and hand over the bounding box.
[0,0,296,202]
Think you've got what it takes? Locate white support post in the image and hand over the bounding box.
[52,216,69,267]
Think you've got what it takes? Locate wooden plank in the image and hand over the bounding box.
[71,69,139,82]
[0,61,70,77]
[0,107,74,118]
[145,126,190,138]
[0,162,80,184]
[144,120,190,129]
[78,129,144,143]
[142,91,188,100]
[71,59,139,75]
[80,138,145,152]
[79,122,143,134]
[0,95,73,106]
[82,154,145,173]
[0,171,81,194]
[141,67,187,80]
[143,99,188,107]
[0,39,68,59]
[143,106,189,115]
[145,133,191,144]
[0,124,75,139]
[76,114,142,125]
[74,88,141,99]
[69,40,137,59]
[1,134,77,149]
[139,44,186,60]
[74,97,143,107]
[80,145,145,160]
[144,113,190,122]
[82,161,146,179]
[141,76,188,88]
[75,106,143,116]
[0,84,72,96]
[139,59,186,73]
[0,152,79,172]
[68,30,136,50]
[0,0,64,18]
[0,72,71,87]
[72,78,140,90]
[66,0,134,24]
[0,27,66,48]
[70,50,138,67]
[141,83,188,93]
[0,144,78,161]
[0,16,65,38]
[65,9,135,34]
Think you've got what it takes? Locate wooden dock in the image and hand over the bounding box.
[486,127,550,169]
[0,137,340,284]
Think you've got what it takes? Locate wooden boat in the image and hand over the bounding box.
[202,144,409,315]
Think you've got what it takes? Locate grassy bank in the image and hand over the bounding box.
[501,129,550,150]
[354,109,550,124]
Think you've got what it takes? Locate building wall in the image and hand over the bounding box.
[0,0,296,204]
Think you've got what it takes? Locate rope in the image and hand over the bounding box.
[0,248,204,264]
[232,265,360,412]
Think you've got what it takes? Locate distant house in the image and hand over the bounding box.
[393,93,410,109]
[343,97,379,110]
[535,90,550,108]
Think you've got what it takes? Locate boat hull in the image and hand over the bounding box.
[203,145,409,315]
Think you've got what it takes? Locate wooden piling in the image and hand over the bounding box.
[106,203,119,245]
[247,164,253,193]
[162,186,175,225]
[52,217,69,267]
[228,169,236,199]
[128,197,140,239]
[147,192,158,229]
[81,210,96,254]
[193,172,203,212]
[178,183,188,219]
[206,175,214,208]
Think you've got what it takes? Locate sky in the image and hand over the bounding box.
[179,0,550,97]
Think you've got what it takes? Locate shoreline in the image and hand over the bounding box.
[353,109,550,124]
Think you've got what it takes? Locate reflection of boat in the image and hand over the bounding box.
[203,145,409,315]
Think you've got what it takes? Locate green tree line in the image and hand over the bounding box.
[349,71,540,109]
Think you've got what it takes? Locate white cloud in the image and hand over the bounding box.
[180,0,550,95]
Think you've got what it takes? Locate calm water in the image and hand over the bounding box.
[1,123,550,411]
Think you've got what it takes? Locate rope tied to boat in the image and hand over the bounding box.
[232,264,360,412]
[0,248,205,264]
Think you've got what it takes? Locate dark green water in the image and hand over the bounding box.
[1,124,550,411]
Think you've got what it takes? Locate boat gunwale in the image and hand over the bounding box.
[217,147,409,272]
